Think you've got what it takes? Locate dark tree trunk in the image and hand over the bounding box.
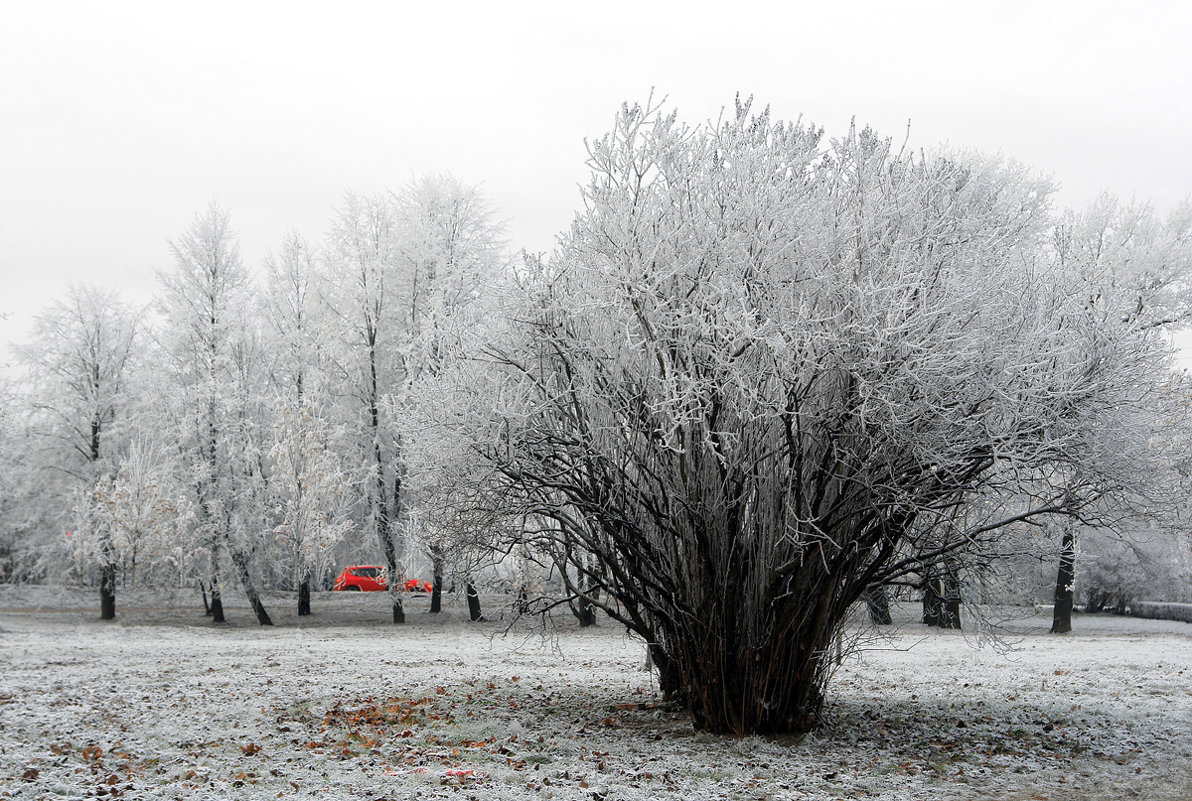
[922,568,942,627]
[1051,522,1076,634]
[375,503,405,624]
[672,614,832,735]
[649,644,686,705]
[939,597,961,629]
[574,596,597,627]
[210,587,225,623]
[938,564,962,630]
[200,581,212,615]
[297,572,311,617]
[466,582,484,622]
[863,584,891,625]
[231,548,272,626]
[209,541,225,623]
[429,549,443,613]
[429,583,442,614]
[367,337,404,626]
[91,422,113,621]
[377,522,406,624]
[922,564,961,629]
[99,561,116,620]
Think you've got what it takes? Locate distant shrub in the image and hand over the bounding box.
[1128,601,1192,624]
[1078,526,1192,613]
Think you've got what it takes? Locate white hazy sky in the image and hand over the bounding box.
[2,1,1190,362]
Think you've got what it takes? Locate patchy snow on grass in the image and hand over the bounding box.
[2,588,1191,800]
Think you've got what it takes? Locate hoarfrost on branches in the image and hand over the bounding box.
[411,97,1185,735]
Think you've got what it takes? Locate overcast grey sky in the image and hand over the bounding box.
[2,1,1190,361]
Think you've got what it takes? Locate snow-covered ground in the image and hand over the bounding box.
[2,587,1190,800]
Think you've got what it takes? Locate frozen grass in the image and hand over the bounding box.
[2,587,1191,800]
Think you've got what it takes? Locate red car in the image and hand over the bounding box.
[333,565,388,592]
[404,578,434,593]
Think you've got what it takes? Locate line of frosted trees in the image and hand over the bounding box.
[0,174,508,626]
[2,98,1192,735]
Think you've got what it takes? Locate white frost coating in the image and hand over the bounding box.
[1,588,1190,800]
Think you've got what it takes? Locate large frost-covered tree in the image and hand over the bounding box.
[420,98,1178,735]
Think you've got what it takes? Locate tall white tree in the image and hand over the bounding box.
[1046,194,1192,633]
[15,285,138,618]
[263,231,337,614]
[320,191,409,623]
[156,202,273,625]
[391,174,506,615]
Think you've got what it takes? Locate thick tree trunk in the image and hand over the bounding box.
[466,582,484,622]
[297,573,311,617]
[573,596,597,627]
[863,584,891,625]
[938,564,962,630]
[939,596,961,629]
[577,553,600,626]
[922,568,942,627]
[210,587,225,623]
[231,548,272,626]
[209,541,225,623]
[99,561,116,620]
[1051,522,1076,634]
[922,565,961,629]
[429,552,443,614]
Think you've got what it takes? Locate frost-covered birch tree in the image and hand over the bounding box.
[269,399,353,615]
[157,202,273,625]
[422,98,1178,735]
[321,192,409,623]
[15,285,137,618]
[391,174,506,616]
[263,232,338,615]
[320,181,505,621]
[1047,195,1192,633]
